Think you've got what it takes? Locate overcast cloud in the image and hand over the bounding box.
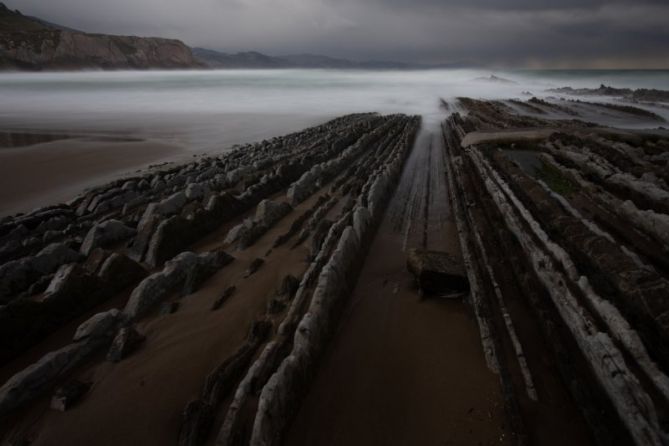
[4,0,669,67]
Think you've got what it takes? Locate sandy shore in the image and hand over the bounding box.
[0,112,331,217]
[285,228,509,446]
[0,136,185,216]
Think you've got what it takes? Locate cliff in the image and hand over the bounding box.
[0,3,200,70]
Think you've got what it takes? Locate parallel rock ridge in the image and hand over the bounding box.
[0,112,420,442]
[211,115,420,446]
[4,96,668,446]
[443,98,669,446]
[0,113,381,365]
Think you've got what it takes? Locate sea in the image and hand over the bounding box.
[0,69,667,152]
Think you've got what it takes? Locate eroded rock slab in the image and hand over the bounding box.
[406,249,469,295]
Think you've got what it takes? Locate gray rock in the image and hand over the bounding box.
[181,252,232,296]
[352,206,372,244]
[73,309,121,342]
[121,180,137,191]
[224,219,253,245]
[44,263,79,295]
[32,242,82,274]
[287,166,322,206]
[185,183,206,200]
[41,262,103,305]
[406,249,468,295]
[83,248,112,274]
[107,326,145,362]
[0,341,98,415]
[50,380,91,411]
[80,219,136,256]
[255,200,292,226]
[98,253,147,289]
[124,251,233,320]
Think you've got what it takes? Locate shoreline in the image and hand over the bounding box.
[0,112,330,217]
[0,135,186,217]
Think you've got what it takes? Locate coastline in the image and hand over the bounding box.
[0,136,185,216]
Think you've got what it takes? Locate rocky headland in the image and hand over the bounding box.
[0,3,199,70]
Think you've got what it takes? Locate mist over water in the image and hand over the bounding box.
[0,69,668,151]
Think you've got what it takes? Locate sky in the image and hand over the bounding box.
[4,0,669,68]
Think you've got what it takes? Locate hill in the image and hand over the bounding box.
[0,3,199,70]
[193,48,424,70]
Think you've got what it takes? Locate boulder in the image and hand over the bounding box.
[26,274,53,296]
[33,243,82,274]
[224,219,253,245]
[0,341,98,415]
[255,200,292,226]
[406,249,469,295]
[80,219,136,256]
[185,183,206,200]
[0,243,81,301]
[287,167,321,206]
[129,211,160,262]
[124,251,234,320]
[144,216,189,268]
[157,191,188,215]
[73,309,121,342]
[98,253,147,290]
[42,263,101,303]
[107,326,145,362]
[50,380,91,411]
[181,252,233,296]
[83,248,112,274]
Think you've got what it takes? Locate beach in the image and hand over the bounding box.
[0,135,184,216]
[0,70,668,446]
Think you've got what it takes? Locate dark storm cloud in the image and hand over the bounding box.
[4,0,669,67]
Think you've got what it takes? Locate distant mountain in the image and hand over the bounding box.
[194,48,426,70]
[0,2,200,70]
[192,48,290,69]
[280,53,357,69]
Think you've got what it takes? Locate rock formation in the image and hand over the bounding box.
[0,3,199,70]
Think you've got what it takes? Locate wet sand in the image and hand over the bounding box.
[0,112,332,217]
[285,228,509,446]
[0,136,185,216]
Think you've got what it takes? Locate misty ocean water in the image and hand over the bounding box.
[0,69,668,151]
